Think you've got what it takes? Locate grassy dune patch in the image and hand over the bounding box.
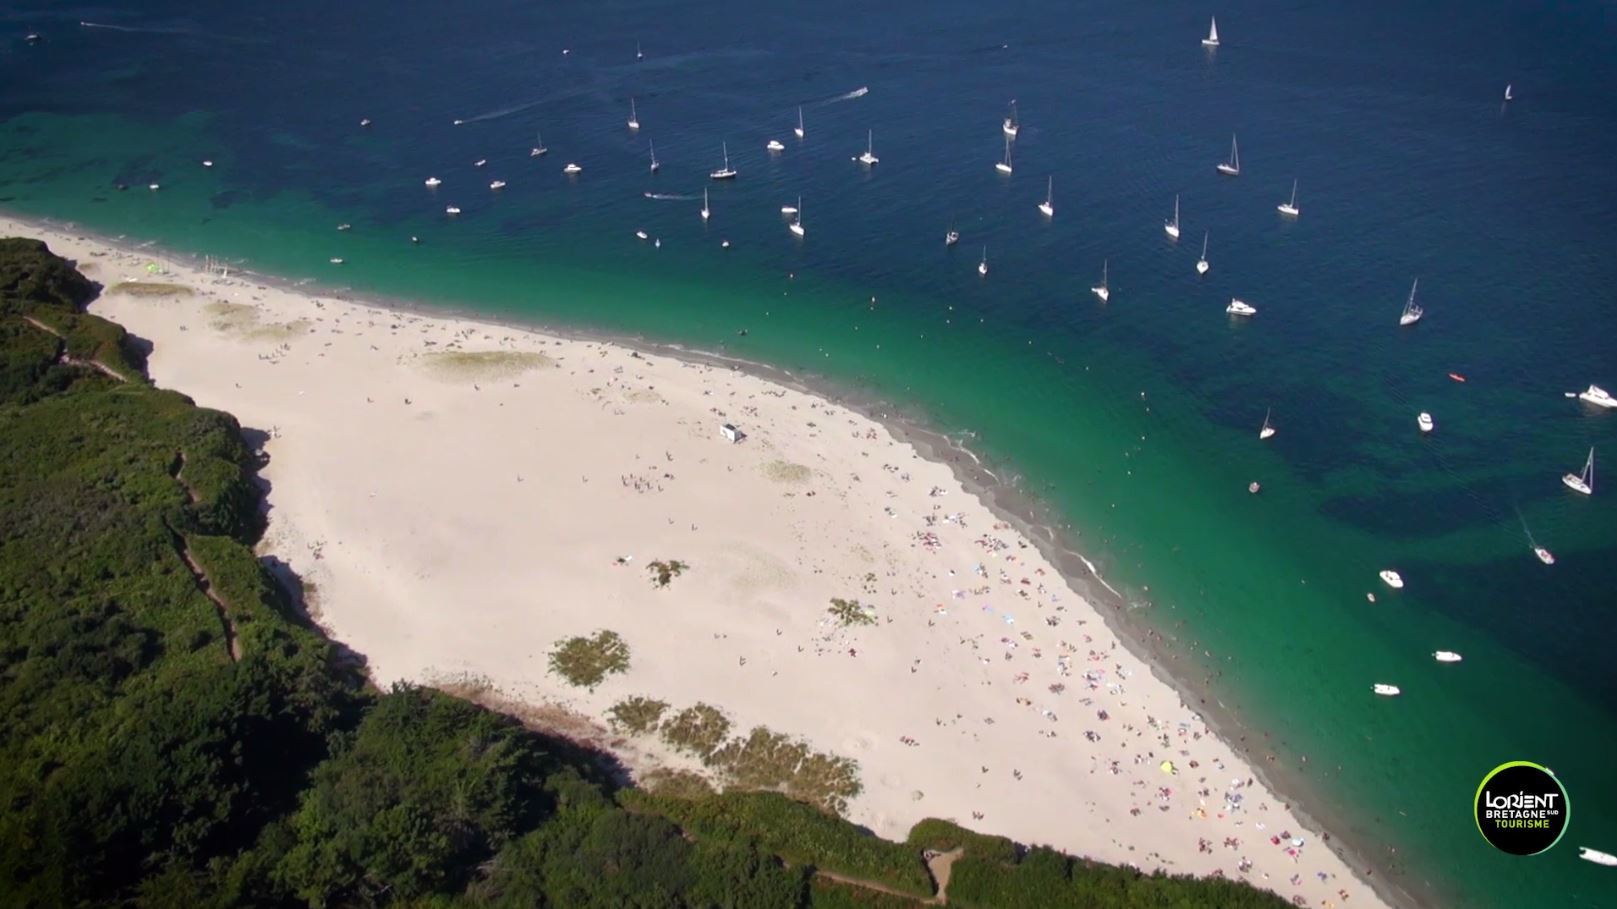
[549,630,631,689]
[763,460,812,483]
[420,349,554,381]
[109,281,193,298]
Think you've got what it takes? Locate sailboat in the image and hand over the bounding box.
[1259,409,1276,440]
[945,220,960,246]
[1003,100,1019,138]
[1517,509,1556,565]
[710,142,737,180]
[1202,16,1220,47]
[648,141,660,173]
[1038,176,1054,217]
[1277,179,1300,216]
[1433,651,1463,663]
[627,98,640,130]
[1504,84,1514,102]
[856,130,879,166]
[700,188,710,221]
[789,196,804,237]
[1196,231,1210,274]
[1399,279,1424,326]
[1217,134,1241,176]
[1562,447,1594,496]
[995,134,1014,174]
[1164,194,1181,239]
[530,131,548,157]
[794,106,805,140]
[636,41,644,61]
[978,246,989,277]
[1090,259,1110,302]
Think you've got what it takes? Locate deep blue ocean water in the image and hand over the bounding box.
[2,1,1615,905]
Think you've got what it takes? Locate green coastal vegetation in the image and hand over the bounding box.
[0,237,1292,908]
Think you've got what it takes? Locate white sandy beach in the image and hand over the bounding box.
[13,216,1388,909]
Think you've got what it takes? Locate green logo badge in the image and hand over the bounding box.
[1474,761,1568,855]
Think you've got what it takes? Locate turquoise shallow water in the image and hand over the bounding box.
[3,1,1616,905]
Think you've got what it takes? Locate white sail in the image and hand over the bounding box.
[1202,17,1220,47]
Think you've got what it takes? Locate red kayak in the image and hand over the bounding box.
[1448,373,1467,383]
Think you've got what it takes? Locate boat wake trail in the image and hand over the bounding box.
[78,20,191,35]
[815,86,869,106]
[643,192,699,201]
[452,99,544,126]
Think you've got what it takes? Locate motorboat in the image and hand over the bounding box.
[489,180,506,190]
[635,230,649,241]
[424,177,442,187]
[474,159,487,168]
[1579,847,1617,866]
[336,223,352,231]
[1534,545,1555,565]
[563,163,582,175]
[1373,684,1401,697]
[1379,569,1404,588]
[1433,651,1463,663]
[445,205,461,215]
[1576,384,1617,408]
[329,258,344,265]
[780,202,799,215]
[202,160,214,168]
[148,183,160,191]
[1562,447,1594,495]
[710,142,737,179]
[1226,298,1257,317]
[1091,259,1110,302]
[1417,412,1434,433]
[767,139,785,151]
[359,118,372,127]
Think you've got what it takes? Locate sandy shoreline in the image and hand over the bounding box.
[6,212,1406,909]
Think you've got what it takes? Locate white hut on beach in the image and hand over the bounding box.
[720,423,744,443]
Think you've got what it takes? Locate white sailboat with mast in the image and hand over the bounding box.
[978,246,989,277]
[627,97,640,130]
[995,134,1013,174]
[700,187,710,221]
[1196,231,1210,274]
[856,129,879,166]
[648,141,660,173]
[789,196,804,236]
[1217,134,1241,175]
[710,142,737,180]
[1259,408,1276,440]
[1091,259,1109,302]
[1202,17,1220,47]
[530,130,548,157]
[1164,194,1181,239]
[1003,100,1019,138]
[1562,447,1594,496]
[1399,279,1424,326]
[1277,179,1300,216]
[794,106,805,139]
[1038,176,1054,217]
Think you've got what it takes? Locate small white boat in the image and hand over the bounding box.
[1504,84,1514,103]
[531,131,548,157]
[1038,176,1054,218]
[26,33,41,43]
[1195,231,1210,275]
[794,106,805,140]
[995,134,1014,174]
[710,142,737,180]
[336,223,352,231]
[780,202,799,215]
[1202,16,1220,47]
[563,162,582,175]
[978,246,989,277]
[1003,100,1019,138]
[1562,447,1594,495]
[1091,259,1110,302]
[329,257,344,265]
[1277,179,1300,217]
[1379,569,1404,589]
[359,118,372,127]
[767,139,785,151]
[445,205,461,215]
[721,239,731,249]
[637,41,644,61]
[635,230,649,241]
[856,129,879,166]
[474,159,487,168]
[945,229,960,247]
[424,177,442,188]
[148,183,160,191]
[1164,194,1181,239]
[701,188,711,221]
[1399,279,1424,326]
[648,141,660,173]
[1217,134,1240,176]
[1535,545,1556,565]
[1373,684,1401,697]
[1259,408,1276,440]
[1226,298,1257,317]
[489,180,506,190]
[627,97,640,130]
[1433,651,1463,663]
[1578,847,1617,866]
[1576,384,1617,408]
[202,160,214,168]
[788,197,804,237]
[1417,412,1434,433]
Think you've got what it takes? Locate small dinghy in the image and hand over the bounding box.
[1379,570,1404,589]
[1373,684,1401,697]
[1433,651,1463,663]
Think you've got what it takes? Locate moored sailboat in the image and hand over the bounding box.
[1217,134,1240,175]
[1164,194,1181,239]
[1277,179,1300,216]
[1562,447,1594,495]
[1038,176,1054,217]
[710,142,737,180]
[1399,279,1424,326]
[1091,259,1109,302]
[1196,231,1210,274]
[1202,17,1220,47]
